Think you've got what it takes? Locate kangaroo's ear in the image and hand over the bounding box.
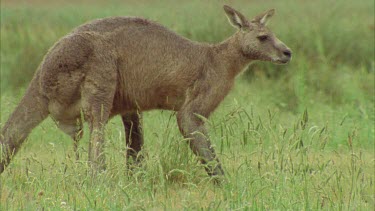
[223,5,250,30]
[252,9,275,26]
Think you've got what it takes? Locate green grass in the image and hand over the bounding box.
[1,0,374,210]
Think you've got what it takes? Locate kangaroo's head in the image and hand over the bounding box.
[224,5,292,64]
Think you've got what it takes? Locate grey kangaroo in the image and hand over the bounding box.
[0,5,291,176]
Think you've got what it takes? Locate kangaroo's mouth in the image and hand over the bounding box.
[272,58,291,65]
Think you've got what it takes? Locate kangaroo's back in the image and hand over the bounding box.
[74,16,209,76]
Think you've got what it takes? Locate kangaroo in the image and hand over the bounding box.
[0,5,291,176]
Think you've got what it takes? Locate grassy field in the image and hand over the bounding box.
[1,0,374,210]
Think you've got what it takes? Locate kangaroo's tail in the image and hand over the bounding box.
[0,72,49,174]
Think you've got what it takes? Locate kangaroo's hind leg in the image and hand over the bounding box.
[83,88,115,171]
[122,112,144,166]
[81,56,117,172]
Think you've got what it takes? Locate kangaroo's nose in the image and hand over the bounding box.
[283,49,292,57]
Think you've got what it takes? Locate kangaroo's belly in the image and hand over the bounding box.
[111,84,187,115]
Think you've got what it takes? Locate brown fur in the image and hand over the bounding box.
[0,5,291,176]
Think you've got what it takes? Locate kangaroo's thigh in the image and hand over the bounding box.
[40,33,93,104]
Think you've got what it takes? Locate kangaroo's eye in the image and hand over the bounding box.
[257,35,268,41]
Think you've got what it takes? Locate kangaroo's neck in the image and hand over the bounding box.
[211,33,252,78]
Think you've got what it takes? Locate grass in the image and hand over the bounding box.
[1,0,374,210]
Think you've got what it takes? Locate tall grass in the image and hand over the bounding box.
[0,93,373,209]
[1,0,374,209]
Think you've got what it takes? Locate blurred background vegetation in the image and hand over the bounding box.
[0,0,374,209]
